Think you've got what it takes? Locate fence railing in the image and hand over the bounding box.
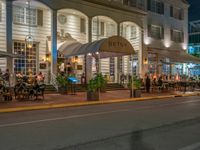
[51,73,58,91]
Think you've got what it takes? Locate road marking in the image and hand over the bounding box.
[179,142,200,150]
[1,98,200,128]
[0,109,129,128]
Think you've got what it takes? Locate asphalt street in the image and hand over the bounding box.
[0,96,200,150]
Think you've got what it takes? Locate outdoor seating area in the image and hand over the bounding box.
[151,80,200,92]
[14,80,45,101]
[0,72,46,102]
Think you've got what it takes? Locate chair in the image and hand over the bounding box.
[34,84,45,100]
[14,82,29,100]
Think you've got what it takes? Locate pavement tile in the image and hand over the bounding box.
[0,90,199,113]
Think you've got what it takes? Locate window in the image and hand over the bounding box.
[137,0,145,10]
[148,24,164,39]
[130,26,137,39]
[13,6,39,26]
[171,29,184,43]
[147,0,164,14]
[123,0,130,5]
[13,41,37,75]
[100,22,105,36]
[80,18,86,34]
[170,6,184,20]
[106,23,116,37]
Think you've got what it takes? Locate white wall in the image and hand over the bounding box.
[144,0,189,51]
[12,5,51,64]
[92,16,117,77]
[0,0,7,71]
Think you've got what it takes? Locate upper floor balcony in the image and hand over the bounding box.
[83,0,147,14]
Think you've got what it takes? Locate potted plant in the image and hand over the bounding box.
[56,74,68,94]
[87,73,106,101]
[129,76,142,98]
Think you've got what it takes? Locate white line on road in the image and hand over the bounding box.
[178,142,200,150]
[0,109,129,128]
[1,98,200,128]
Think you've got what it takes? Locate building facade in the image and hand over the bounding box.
[0,0,189,84]
[188,20,200,76]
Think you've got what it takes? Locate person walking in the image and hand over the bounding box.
[146,75,151,93]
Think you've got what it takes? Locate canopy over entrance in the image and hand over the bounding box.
[148,48,200,64]
[0,50,22,58]
[58,36,135,58]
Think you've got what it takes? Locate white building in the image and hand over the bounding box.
[0,0,189,84]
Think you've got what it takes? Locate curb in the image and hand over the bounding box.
[0,93,199,113]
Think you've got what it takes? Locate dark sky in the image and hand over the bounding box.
[188,0,200,21]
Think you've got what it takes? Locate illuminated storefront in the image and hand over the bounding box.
[0,0,191,85]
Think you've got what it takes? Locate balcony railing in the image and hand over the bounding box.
[84,0,146,11]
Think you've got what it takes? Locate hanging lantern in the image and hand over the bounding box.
[25,0,34,49]
[25,35,34,49]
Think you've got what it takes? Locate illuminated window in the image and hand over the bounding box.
[13,41,37,75]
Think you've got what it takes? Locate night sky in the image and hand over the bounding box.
[188,0,200,21]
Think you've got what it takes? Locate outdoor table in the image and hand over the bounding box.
[68,77,78,95]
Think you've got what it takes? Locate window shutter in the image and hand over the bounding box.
[180,9,184,20]
[170,29,173,41]
[0,3,2,22]
[170,6,173,17]
[80,18,86,33]
[148,25,151,37]
[161,2,164,14]
[161,27,164,39]
[181,32,184,43]
[37,9,43,26]
[147,0,151,11]
[100,22,105,36]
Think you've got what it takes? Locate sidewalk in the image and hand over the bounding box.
[0,90,199,113]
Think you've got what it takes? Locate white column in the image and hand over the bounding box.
[116,23,121,83]
[6,0,13,73]
[86,17,92,83]
[51,10,57,75]
[139,30,144,78]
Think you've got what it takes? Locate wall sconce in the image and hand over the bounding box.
[45,52,51,62]
[144,58,148,65]
[72,56,79,63]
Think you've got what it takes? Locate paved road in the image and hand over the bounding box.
[0,96,200,150]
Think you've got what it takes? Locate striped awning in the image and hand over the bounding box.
[58,36,135,58]
[148,48,200,64]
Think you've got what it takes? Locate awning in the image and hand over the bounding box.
[58,36,135,58]
[0,50,22,58]
[148,48,200,64]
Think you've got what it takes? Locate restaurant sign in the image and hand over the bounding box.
[100,36,135,55]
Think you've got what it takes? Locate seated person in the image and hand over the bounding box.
[36,72,45,84]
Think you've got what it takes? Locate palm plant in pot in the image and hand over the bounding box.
[56,74,68,94]
[129,76,142,98]
[87,73,106,101]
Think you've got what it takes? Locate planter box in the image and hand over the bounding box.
[87,91,99,101]
[130,89,141,98]
[58,86,68,94]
